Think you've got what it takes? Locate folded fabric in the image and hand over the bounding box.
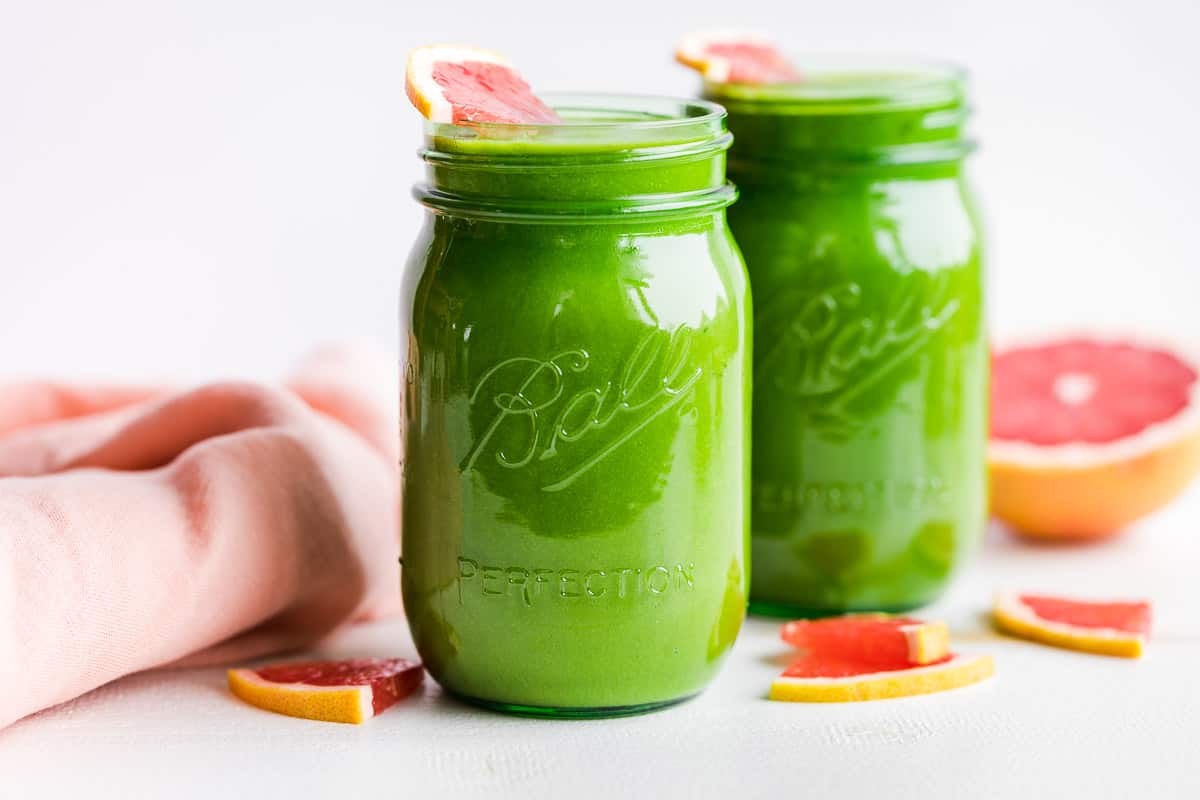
[0,345,401,729]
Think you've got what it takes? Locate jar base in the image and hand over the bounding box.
[749,599,935,619]
[449,691,699,719]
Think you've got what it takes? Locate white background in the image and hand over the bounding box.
[3,3,1200,798]
[2,0,1198,381]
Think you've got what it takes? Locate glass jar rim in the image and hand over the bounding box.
[704,55,967,113]
[423,92,728,145]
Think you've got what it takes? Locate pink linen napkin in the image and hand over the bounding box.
[0,345,402,729]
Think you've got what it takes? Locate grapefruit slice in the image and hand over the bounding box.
[675,31,799,84]
[781,615,950,666]
[990,335,1200,539]
[404,45,561,125]
[993,591,1151,658]
[228,658,423,724]
[770,654,994,703]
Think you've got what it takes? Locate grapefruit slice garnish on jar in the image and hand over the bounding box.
[404,45,561,124]
[989,335,1200,539]
[675,31,799,84]
[993,592,1152,658]
[228,658,424,724]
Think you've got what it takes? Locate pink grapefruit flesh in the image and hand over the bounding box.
[781,653,952,679]
[992,339,1196,446]
[989,336,1200,539]
[676,32,799,84]
[1018,595,1151,633]
[228,658,423,723]
[405,45,561,125]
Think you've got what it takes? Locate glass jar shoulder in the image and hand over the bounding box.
[728,171,981,282]
[729,171,982,344]
[404,215,749,368]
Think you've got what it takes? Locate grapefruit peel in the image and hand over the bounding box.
[770,654,994,703]
[227,658,424,724]
[675,31,799,84]
[989,333,1200,539]
[781,614,950,666]
[404,45,561,125]
[992,591,1151,658]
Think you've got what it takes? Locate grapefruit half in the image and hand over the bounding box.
[675,31,799,84]
[405,45,561,125]
[990,335,1200,539]
[770,654,994,703]
[993,591,1151,658]
[781,615,950,666]
[228,658,423,724]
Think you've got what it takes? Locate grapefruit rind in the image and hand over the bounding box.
[769,654,994,703]
[404,45,512,124]
[901,620,951,665]
[992,592,1147,658]
[989,428,1200,538]
[228,668,375,724]
[989,333,1200,539]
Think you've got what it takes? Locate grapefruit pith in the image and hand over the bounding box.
[228,658,423,724]
[990,335,1200,539]
[993,591,1151,658]
[770,654,994,703]
[675,31,799,84]
[405,45,561,125]
[781,615,950,666]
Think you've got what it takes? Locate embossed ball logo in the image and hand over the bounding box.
[461,326,702,492]
[754,272,961,426]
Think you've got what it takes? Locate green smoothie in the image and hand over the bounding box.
[401,96,750,716]
[705,64,987,615]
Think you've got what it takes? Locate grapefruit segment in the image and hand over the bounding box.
[770,654,994,703]
[228,658,423,724]
[990,335,1200,539]
[405,45,561,125]
[780,614,950,666]
[675,31,799,84]
[993,591,1151,658]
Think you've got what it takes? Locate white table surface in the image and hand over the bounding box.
[4,493,1198,800]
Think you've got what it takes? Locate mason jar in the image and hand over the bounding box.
[400,95,750,717]
[703,61,987,616]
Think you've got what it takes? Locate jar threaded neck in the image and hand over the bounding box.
[415,94,736,220]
